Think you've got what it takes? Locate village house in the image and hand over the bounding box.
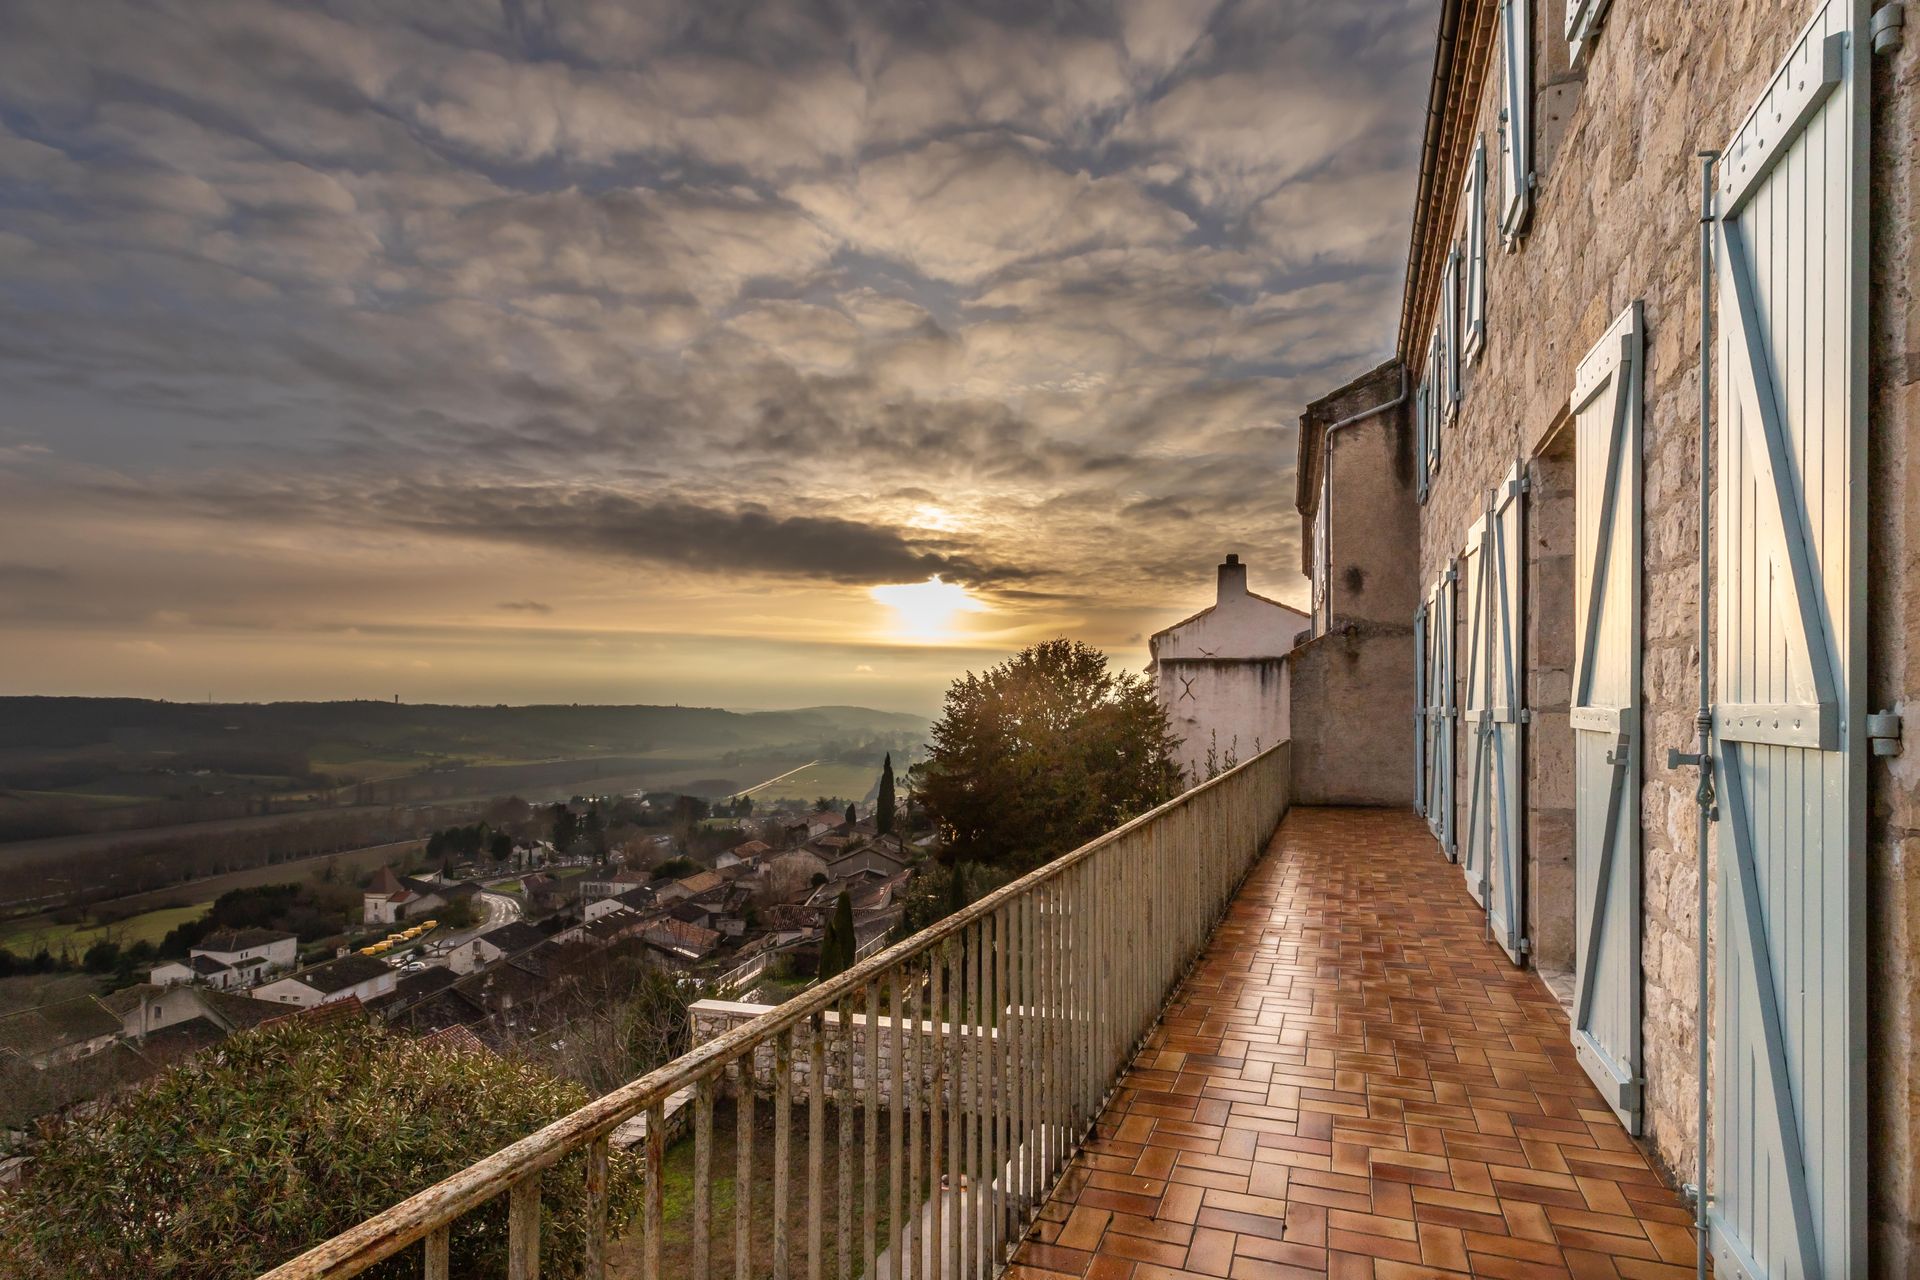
[445,920,547,975]
[148,927,299,991]
[361,866,445,925]
[1285,2,1920,1270]
[578,866,650,902]
[253,953,397,1009]
[1148,554,1308,782]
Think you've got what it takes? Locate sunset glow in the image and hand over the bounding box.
[871,576,987,642]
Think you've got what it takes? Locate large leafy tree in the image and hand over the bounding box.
[921,639,1184,870]
[0,1018,639,1279]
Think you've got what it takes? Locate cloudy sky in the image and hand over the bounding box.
[0,0,1432,714]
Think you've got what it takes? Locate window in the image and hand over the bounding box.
[1463,137,1487,361]
[1565,0,1612,63]
[1498,0,1533,244]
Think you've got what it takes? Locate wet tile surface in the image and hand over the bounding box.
[1010,807,1699,1280]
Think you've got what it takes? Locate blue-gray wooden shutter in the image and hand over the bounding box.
[1482,463,1526,963]
[1414,601,1429,819]
[1414,375,1431,505]
[1565,0,1612,63]
[1463,138,1487,362]
[1425,331,1443,476]
[1458,514,1490,902]
[1425,569,1457,859]
[1442,245,1461,417]
[1711,3,1867,1275]
[1497,0,1533,243]
[1569,302,1643,1133]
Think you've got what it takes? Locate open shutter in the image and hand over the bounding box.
[1414,602,1430,818]
[1565,0,1613,62]
[1497,0,1533,243]
[1458,516,1489,901]
[1414,377,1431,505]
[1428,331,1444,464]
[1425,569,1457,859]
[1483,464,1526,963]
[1442,247,1461,419]
[1711,4,1867,1276]
[1569,302,1643,1133]
[1463,138,1487,362]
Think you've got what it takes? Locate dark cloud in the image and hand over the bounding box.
[379,484,1032,586]
[496,599,553,614]
[0,562,69,586]
[0,0,1428,675]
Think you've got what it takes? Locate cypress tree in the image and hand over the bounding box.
[820,889,857,981]
[877,754,897,836]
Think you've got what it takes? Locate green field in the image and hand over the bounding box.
[740,761,882,806]
[0,901,210,957]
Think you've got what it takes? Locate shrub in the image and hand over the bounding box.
[0,1017,641,1279]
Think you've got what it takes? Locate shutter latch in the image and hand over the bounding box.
[1868,708,1904,757]
[1872,3,1905,55]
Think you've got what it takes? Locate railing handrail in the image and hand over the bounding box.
[258,743,1290,1280]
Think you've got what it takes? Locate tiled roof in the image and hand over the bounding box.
[475,921,547,956]
[293,954,393,992]
[195,988,287,1029]
[0,995,122,1059]
[418,1024,491,1056]
[194,927,296,954]
[97,983,164,1017]
[673,871,724,896]
[643,918,720,959]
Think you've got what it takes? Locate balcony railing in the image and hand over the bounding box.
[258,742,1292,1280]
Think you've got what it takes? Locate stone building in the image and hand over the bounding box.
[1290,1,1920,1273]
[1147,554,1307,782]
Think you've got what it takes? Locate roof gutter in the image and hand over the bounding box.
[1397,0,1466,363]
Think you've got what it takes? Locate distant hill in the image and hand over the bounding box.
[0,698,930,843]
[0,697,926,761]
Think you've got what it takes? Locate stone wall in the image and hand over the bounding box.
[1287,624,1414,807]
[1867,16,1920,1269]
[690,998,994,1109]
[1401,0,1920,1262]
[1525,439,1577,977]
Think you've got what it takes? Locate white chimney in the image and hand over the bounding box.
[1217,553,1248,602]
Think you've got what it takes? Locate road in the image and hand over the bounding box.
[436,887,522,954]
[735,759,820,797]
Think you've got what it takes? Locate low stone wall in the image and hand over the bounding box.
[690,997,1003,1108]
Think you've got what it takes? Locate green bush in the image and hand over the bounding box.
[0,1018,641,1279]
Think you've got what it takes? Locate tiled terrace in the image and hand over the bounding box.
[1011,807,1699,1280]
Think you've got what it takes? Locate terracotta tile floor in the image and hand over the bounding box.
[1010,807,1700,1280]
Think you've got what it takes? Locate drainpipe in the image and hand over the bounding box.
[1317,366,1410,636]
[1679,149,1720,1280]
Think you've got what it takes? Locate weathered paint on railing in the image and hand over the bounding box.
[256,742,1292,1280]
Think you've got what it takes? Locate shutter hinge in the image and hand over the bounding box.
[1444,566,1458,584]
[1873,3,1906,55]
[1868,708,1905,757]
[1518,708,1534,725]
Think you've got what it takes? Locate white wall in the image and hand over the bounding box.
[1156,658,1291,783]
[1149,556,1306,783]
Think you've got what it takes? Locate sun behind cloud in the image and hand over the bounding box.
[870,575,987,643]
